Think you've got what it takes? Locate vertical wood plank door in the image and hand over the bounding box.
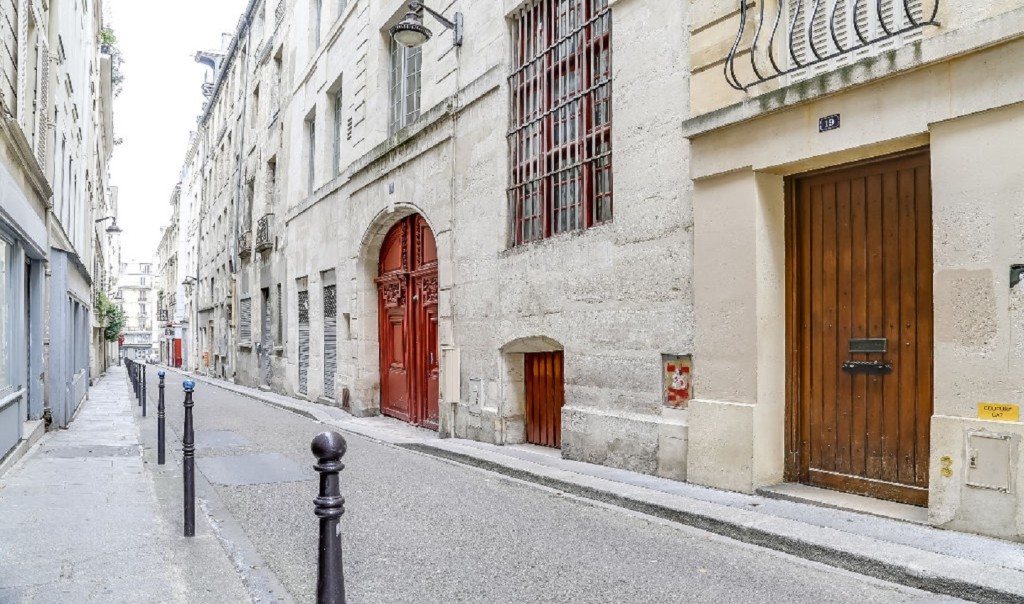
[788,150,933,506]
[525,351,565,448]
[377,215,439,430]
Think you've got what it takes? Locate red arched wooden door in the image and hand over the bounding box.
[377,215,439,430]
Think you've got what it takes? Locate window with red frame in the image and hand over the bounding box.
[508,0,612,246]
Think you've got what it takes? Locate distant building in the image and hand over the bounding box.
[117,261,156,362]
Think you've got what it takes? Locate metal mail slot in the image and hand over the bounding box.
[849,338,887,354]
[841,360,893,375]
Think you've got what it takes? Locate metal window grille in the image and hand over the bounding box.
[239,297,252,344]
[297,290,310,394]
[388,38,421,135]
[508,0,613,246]
[323,285,337,399]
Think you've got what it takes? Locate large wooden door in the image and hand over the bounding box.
[525,351,564,448]
[377,215,439,430]
[787,150,933,506]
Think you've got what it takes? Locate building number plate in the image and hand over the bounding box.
[819,114,841,132]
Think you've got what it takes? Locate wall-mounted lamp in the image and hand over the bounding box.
[182,276,196,297]
[390,2,463,48]
[95,216,123,234]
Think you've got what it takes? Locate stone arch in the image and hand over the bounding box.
[499,336,565,445]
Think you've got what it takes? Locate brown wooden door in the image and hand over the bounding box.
[525,351,565,448]
[377,215,439,430]
[787,150,933,506]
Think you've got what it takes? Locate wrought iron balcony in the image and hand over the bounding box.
[238,230,252,260]
[255,214,274,252]
[724,0,940,91]
[275,0,286,27]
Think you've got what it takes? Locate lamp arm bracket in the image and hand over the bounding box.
[409,2,459,32]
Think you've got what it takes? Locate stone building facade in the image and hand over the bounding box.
[158,0,1024,541]
[684,1,1024,540]
[1,0,116,464]
[116,260,155,362]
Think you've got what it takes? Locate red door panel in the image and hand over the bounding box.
[525,351,564,448]
[377,215,439,430]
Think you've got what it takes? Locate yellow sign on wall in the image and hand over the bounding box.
[978,403,1020,423]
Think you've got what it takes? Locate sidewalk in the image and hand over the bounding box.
[0,366,250,603]
[174,366,1024,604]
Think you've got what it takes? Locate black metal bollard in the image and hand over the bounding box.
[157,371,166,465]
[183,380,196,537]
[135,362,141,406]
[141,365,147,417]
[311,432,348,604]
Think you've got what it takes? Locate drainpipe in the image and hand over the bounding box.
[447,44,462,441]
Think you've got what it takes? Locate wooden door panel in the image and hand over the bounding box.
[377,215,439,431]
[381,308,411,421]
[788,151,933,506]
[525,351,564,448]
[421,298,439,431]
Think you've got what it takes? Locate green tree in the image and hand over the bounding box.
[100,27,125,98]
[96,293,126,342]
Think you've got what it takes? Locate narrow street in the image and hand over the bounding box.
[142,367,959,603]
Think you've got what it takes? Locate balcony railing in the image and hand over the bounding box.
[256,214,274,252]
[239,230,252,260]
[275,0,286,27]
[724,0,940,91]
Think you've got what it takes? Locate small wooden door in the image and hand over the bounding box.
[377,215,439,430]
[787,150,933,506]
[525,351,564,448]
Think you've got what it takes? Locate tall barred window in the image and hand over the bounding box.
[508,0,612,246]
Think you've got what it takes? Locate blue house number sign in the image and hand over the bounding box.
[819,114,841,132]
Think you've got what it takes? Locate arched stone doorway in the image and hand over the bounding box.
[500,336,565,448]
[376,214,439,430]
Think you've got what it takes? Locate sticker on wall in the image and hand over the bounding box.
[663,355,692,409]
[977,403,1019,423]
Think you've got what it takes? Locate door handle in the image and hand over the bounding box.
[841,360,893,375]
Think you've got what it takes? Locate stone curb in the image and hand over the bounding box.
[398,442,1024,604]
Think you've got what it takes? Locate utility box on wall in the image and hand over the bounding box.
[965,432,1014,494]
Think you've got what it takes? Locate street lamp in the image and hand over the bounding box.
[95,216,123,234]
[390,2,463,48]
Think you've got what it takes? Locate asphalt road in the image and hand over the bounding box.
[145,368,960,604]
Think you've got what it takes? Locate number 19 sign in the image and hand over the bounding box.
[819,114,841,133]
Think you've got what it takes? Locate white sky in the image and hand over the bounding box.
[107,0,249,262]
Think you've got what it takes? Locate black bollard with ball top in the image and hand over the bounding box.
[311,431,348,604]
[182,380,196,537]
[157,371,166,465]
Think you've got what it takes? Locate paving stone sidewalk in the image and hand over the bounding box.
[0,366,250,604]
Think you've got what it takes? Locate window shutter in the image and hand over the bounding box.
[36,42,48,163]
[239,298,252,343]
[297,290,309,395]
[323,285,336,399]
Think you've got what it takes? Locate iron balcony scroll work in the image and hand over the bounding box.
[725,0,940,91]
